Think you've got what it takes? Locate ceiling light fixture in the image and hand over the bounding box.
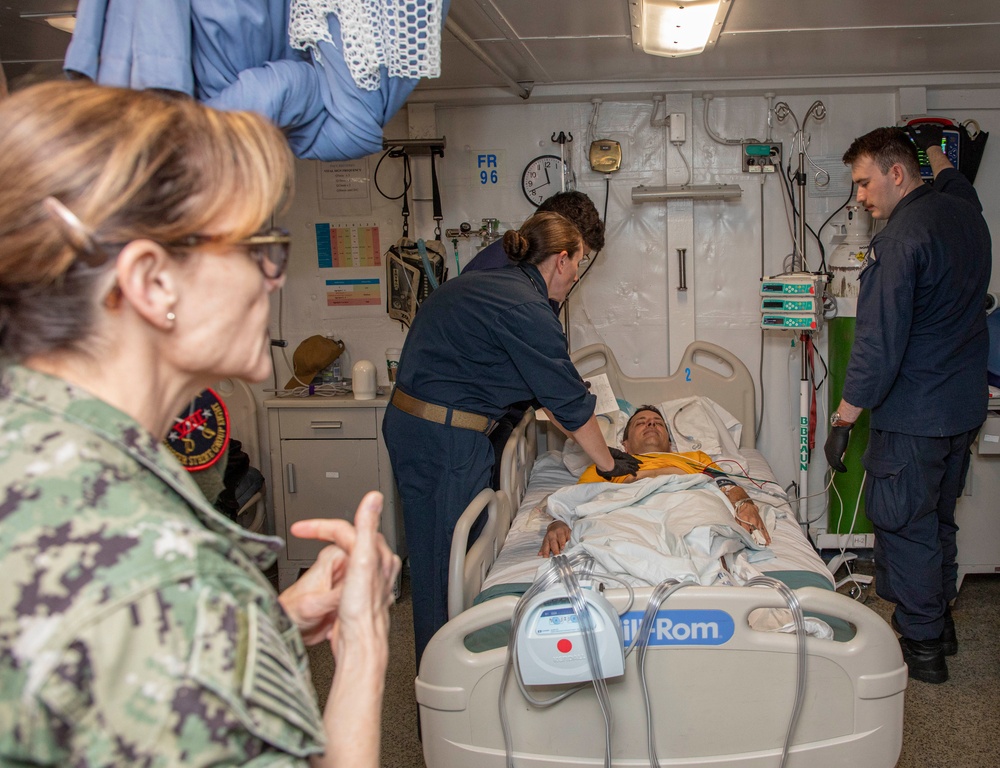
[638,0,730,58]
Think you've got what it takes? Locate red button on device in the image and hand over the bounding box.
[557,638,572,653]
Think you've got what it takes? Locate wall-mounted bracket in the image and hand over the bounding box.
[382,138,446,157]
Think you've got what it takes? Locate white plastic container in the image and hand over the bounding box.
[351,360,377,400]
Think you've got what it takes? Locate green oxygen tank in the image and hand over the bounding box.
[827,205,875,536]
[827,315,874,535]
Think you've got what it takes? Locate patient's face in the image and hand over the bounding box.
[622,411,671,454]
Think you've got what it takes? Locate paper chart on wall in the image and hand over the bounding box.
[319,160,369,200]
[315,222,382,268]
[325,278,381,307]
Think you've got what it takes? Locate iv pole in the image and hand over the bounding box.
[774,100,826,523]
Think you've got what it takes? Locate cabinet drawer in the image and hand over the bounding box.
[280,439,380,562]
[277,407,376,439]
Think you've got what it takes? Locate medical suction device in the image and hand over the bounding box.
[501,553,632,768]
[516,584,624,685]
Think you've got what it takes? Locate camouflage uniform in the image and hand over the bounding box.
[0,366,325,766]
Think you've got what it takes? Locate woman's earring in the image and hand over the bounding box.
[103,282,122,310]
[166,311,177,324]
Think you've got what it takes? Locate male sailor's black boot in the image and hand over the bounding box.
[898,636,948,684]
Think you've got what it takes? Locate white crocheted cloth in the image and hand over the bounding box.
[289,0,442,91]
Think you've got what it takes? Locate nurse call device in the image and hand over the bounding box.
[589,139,622,174]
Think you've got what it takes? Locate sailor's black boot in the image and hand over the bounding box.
[898,636,949,684]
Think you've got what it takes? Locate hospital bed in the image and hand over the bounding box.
[416,341,906,768]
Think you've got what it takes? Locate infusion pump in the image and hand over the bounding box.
[759,273,826,332]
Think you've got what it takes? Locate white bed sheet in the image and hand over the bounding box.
[481,448,832,592]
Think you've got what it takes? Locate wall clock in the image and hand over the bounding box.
[521,155,572,207]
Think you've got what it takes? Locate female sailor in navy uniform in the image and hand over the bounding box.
[383,211,639,666]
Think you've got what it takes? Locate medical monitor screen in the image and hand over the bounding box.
[914,128,960,181]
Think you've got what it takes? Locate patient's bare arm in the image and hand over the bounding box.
[539,520,572,557]
[723,487,771,545]
[735,502,770,544]
[714,477,770,544]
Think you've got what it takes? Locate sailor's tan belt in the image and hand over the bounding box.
[391,388,494,433]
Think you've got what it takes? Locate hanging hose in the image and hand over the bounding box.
[500,553,634,768]
[634,579,689,767]
[745,576,808,768]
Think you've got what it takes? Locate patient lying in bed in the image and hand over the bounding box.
[540,405,771,558]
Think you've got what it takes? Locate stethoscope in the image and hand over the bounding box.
[669,403,702,451]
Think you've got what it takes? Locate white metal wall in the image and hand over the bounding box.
[265,87,1000,525]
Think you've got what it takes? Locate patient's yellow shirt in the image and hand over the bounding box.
[579,451,717,484]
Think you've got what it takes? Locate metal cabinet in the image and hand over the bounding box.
[265,395,401,592]
[956,404,1000,590]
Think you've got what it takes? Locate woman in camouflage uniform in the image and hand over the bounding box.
[0,80,398,767]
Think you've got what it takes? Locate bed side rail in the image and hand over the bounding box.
[449,409,534,620]
[498,408,536,529]
[447,488,511,620]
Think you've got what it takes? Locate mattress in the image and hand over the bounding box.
[482,447,833,592]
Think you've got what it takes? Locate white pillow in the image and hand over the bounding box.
[559,396,743,475]
[656,396,743,459]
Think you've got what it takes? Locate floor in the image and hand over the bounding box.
[307,562,1000,767]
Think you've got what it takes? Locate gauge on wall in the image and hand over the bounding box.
[521,155,573,207]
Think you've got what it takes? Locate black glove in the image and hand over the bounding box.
[596,447,641,481]
[907,123,945,152]
[824,424,853,473]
